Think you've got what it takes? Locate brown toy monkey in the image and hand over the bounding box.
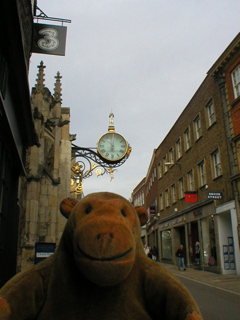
[0,192,203,319]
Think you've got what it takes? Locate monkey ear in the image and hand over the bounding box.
[135,207,148,226]
[60,198,80,219]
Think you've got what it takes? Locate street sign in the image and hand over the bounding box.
[207,192,223,200]
[35,242,56,264]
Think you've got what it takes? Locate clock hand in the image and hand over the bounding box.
[107,138,114,148]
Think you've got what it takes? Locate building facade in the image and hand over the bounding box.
[134,33,240,275]
[0,0,38,286]
[132,177,147,244]
[145,150,159,250]
[17,62,72,272]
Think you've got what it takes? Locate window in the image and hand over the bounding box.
[231,64,240,99]
[169,147,174,165]
[163,155,168,173]
[198,160,206,187]
[184,127,191,151]
[176,138,182,160]
[206,100,215,127]
[212,148,221,178]
[159,193,164,210]
[187,169,194,191]
[165,189,170,207]
[158,162,162,179]
[194,115,201,140]
[171,183,177,203]
[179,178,184,199]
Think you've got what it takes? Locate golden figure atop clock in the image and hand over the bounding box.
[97,111,131,163]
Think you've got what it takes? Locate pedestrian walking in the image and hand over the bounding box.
[147,246,152,259]
[152,246,158,261]
[144,245,150,256]
[176,245,186,271]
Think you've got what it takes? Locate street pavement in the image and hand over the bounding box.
[159,262,240,296]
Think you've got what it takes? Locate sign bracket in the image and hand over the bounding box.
[34,6,71,25]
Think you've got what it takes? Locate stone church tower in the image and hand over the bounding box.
[17,62,73,272]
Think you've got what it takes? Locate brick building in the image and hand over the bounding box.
[133,33,240,275]
[0,0,38,286]
[145,150,159,249]
[17,62,73,272]
[132,177,147,244]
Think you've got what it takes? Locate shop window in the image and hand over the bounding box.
[161,230,172,260]
[212,148,222,178]
[176,137,182,160]
[231,64,240,99]
[201,216,217,267]
[194,114,202,140]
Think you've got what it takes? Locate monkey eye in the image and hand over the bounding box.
[85,205,92,214]
[121,209,127,217]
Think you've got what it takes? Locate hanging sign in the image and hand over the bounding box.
[32,23,67,56]
[185,192,198,202]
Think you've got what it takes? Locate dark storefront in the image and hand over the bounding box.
[0,0,38,287]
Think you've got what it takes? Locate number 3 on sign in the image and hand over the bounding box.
[37,28,59,51]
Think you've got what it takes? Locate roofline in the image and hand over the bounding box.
[207,32,240,77]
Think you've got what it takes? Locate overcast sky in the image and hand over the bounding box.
[29,0,240,200]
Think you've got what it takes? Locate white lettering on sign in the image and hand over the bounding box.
[37,28,59,51]
[36,252,54,258]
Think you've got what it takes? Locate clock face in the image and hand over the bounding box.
[97,133,128,162]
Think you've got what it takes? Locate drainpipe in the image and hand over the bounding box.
[218,75,240,246]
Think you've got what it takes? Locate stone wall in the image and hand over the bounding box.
[17,62,72,272]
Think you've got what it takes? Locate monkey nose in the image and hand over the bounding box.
[97,233,114,255]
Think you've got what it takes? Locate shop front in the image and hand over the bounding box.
[216,200,240,275]
[158,201,223,273]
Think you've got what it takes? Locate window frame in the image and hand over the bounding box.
[198,159,206,187]
[176,137,182,160]
[179,177,184,199]
[206,99,216,128]
[165,188,170,208]
[194,114,202,141]
[184,127,191,151]
[163,155,168,174]
[171,183,177,204]
[231,64,240,99]
[169,147,174,165]
[158,161,162,179]
[211,148,222,179]
[187,168,194,191]
[159,193,164,211]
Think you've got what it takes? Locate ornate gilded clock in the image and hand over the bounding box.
[97,111,130,163]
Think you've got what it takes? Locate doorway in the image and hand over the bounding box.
[188,222,200,266]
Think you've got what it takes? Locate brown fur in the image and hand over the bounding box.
[0,192,202,319]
